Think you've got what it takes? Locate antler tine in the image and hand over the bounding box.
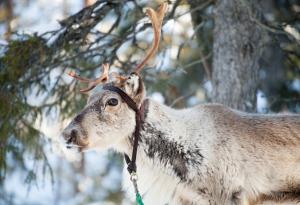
[68,63,110,93]
[111,72,128,84]
[68,70,92,83]
[134,3,168,74]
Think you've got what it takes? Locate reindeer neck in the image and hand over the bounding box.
[116,99,207,182]
[140,99,189,144]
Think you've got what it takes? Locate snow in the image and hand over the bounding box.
[257,90,268,113]
[14,0,83,36]
[150,92,165,104]
[291,78,300,92]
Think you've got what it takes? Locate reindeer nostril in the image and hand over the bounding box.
[70,130,78,142]
[64,129,78,145]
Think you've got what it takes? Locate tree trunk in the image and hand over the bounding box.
[5,0,13,40]
[212,0,265,112]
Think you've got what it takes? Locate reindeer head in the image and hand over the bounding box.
[61,3,167,151]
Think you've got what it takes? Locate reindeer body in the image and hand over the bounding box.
[62,3,300,204]
[116,100,300,205]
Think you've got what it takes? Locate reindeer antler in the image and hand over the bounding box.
[68,3,167,93]
[68,63,110,93]
[134,3,168,74]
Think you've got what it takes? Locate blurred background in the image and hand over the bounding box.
[0,0,299,205]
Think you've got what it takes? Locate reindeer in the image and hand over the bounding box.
[61,3,300,205]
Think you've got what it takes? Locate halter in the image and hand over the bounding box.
[103,85,146,205]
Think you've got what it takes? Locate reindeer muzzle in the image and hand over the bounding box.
[62,124,88,149]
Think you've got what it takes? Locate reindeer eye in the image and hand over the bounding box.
[106,98,118,106]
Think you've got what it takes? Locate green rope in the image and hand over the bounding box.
[130,172,144,205]
[136,192,144,205]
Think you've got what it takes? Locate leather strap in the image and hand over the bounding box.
[103,85,146,174]
[103,85,138,112]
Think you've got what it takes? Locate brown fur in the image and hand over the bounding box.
[250,191,300,205]
[205,105,300,204]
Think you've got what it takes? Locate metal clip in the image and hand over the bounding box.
[130,172,138,182]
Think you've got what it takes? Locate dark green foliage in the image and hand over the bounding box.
[1,36,48,81]
[0,36,52,184]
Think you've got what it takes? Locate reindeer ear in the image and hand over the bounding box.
[123,73,146,106]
